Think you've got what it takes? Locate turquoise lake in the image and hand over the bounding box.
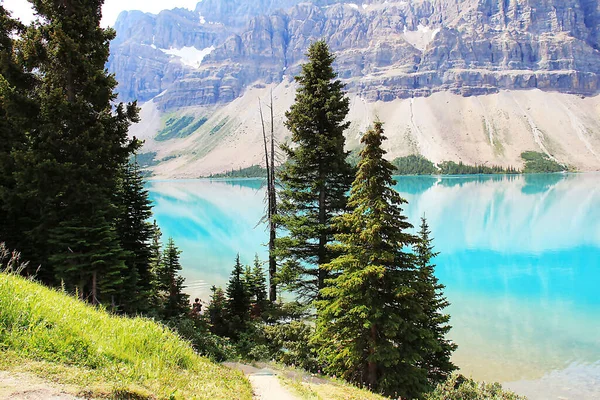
[148,173,600,399]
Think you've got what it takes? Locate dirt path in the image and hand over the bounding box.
[224,363,298,400]
[0,371,82,400]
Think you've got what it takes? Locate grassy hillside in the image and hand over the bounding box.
[0,273,253,399]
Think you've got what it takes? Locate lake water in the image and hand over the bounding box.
[148,173,600,399]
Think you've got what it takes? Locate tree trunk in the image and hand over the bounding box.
[91,271,98,305]
[317,179,327,291]
[260,99,278,302]
[268,92,277,302]
[367,325,378,389]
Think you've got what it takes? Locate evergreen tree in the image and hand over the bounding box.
[148,220,163,311]
[155,238,189,320]
[415,216,457,385]
[207,285,228,337]
[10,0,139,300]
[276,40,353,301]
[315,122,431,398]
[245,255,269,318]
[48,214,126,307]
[225,254,251,339]
[0,7,39,275]
[114,159,154,313]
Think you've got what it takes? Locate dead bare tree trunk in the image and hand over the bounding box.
[259,95,278,302]
[268,91,278,302]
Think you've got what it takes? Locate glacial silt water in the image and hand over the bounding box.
[148,173,600,399]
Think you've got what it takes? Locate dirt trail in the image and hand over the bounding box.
[0,371,82,400]
[224,363,298,400]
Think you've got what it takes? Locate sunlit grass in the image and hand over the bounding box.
[0,273,252,399]
[279,375,387,400]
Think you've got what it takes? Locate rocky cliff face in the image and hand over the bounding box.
[108,0,600,109]
[109,0,600,176]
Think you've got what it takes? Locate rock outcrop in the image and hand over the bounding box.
[108,0,600,109]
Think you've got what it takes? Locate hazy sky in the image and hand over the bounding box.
[2,0,200,27]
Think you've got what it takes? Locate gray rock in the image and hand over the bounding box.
[108,0,600,109]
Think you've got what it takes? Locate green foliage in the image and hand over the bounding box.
[347,147,363,167]
[392,154,439,175]
[209,165,268,178]
[207,285,229,337]
[210,117,229,135]
[263,300,311,323]
[276,40,354,301]
[315,122,455,399]
[225,255,251,339]
[136,152,158,168]
[169,317,236,362]
[156,115,207,141]
[0,0,140,300]
[438,161,519,175]
[185,117,209,134]
[154,238,190,320]
[0,273,253,399]
[263,321,319,372]
[415,217,458,385]
[48,213,127,308]
[521,151,567,173]
[0,7,39,263]
[426,375,527,400]
[245,255,269,318]
[114,160,155,313]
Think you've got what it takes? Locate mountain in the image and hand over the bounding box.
[107,0,600,177]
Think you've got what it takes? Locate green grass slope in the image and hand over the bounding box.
[0,273,253,399]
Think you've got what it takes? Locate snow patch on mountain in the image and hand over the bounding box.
[161,46,215,68]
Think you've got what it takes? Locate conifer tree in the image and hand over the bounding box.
[10,0,139,299]
[155,238,189,320]
[48,214,126,307]
[148,220,163,312]
[315,122,432,398]
[415,216,457,385]
[114,159,154,313]
[0,7,39,274]
[245,255,269,317]
[276,40,353,301]
[207,285,228,337]
[225,254,251,338]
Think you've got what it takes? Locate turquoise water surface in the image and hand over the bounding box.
[148,173,600,399]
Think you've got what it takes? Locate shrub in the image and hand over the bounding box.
[262,321,319,372]
[426,374,527,400]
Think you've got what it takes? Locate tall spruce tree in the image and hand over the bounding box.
[114,159,154,313]
[9,0,139,301]
[148,220,163,312]
[315,122,432,398]
[415,216,457,385]
[276,40,353,301]
[245,255,269,318]
[155,238,189,320]
[225,254,251,338]
[207,285,228,337]
[0,7,39,274]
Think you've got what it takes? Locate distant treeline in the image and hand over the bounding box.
[521,151,568,173]
[437,161,520,175]
[391,154,439,175]
[390,151,567,175]
[205,151,568,179]
[208,165,268,179]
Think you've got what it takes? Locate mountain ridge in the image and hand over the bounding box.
[109,0,600,176]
